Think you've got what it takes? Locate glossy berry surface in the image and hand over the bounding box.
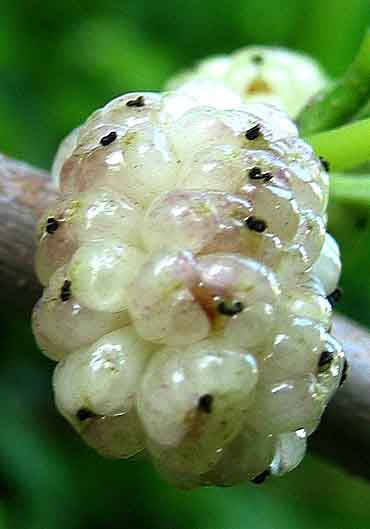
[34,82,343,489]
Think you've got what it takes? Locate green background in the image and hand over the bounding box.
[1,1,370,528]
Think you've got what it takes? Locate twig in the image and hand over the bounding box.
[354,99,370,121]
[1,155,370,480]
[0,154,56,315]
[311,314,370,480]
[306,117,370,172]
[297,28,370,135]
[330,174,370,206]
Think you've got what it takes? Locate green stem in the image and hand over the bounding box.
[330,173,370,206]
[297,28,370,135]
[354,98,370,121]
[306,117,370,171]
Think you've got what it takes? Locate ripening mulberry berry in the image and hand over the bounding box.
[166,46,328,118]
[33,83,344,489]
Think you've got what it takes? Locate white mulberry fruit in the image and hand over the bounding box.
[167,46,328,118]
[33,85,344,489]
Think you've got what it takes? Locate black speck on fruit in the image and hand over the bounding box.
[251,54,263,65]
[263,171,273,182]
[340,359,349,386]
[76,408,95,421]
[60,280,72,302]
[198,394,214,414]
[100,131,117,146]
[46,217,59,234]
[251,469,270,484]
[126,96,145,107]
[218,300,244,316]
[318,350,334,371]
[319,156,330,172]
[327,287,343,307]
[249,167,263,179]
[245,124,261,140]
[245,215,267,233]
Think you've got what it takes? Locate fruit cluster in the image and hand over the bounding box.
[33,82,344,488]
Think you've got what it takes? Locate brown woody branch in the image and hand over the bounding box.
[1,155,370,479]
[311,314,370,480]
[0,154,56,315]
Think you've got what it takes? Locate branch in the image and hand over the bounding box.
[306,117,370,172]
[297,28,370,135]
[330,174,370,206]
[1,155,370,480]
[354,98,370,121]
[0,154,56,315]
[311,314,370,480]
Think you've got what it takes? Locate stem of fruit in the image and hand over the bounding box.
[354,98,370,120]
[306,117,370,171]
[330,173,370,206]
[297,28,370,135]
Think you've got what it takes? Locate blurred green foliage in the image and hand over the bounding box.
[1,1,370,528]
